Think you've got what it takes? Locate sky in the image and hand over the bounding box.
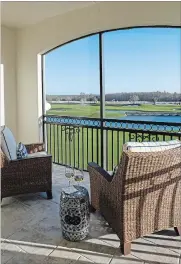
[45,27,181,95]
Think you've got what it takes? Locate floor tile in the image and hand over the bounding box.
[43,255,73,264]
[1,200,35,239]
[1,240,24,264]
[8,224,60,250]
[131,237,180,264]
[3,238,56,257]
[75,256,94,263]
[5,252,47,264]
[97,233,120,249]
[62,238,116,264]
[48,246,80,263]
[144,229,181,255]
[110,253,144,264]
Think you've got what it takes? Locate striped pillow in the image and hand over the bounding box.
[17,142,28,159]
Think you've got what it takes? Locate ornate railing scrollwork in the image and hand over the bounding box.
[61,126,80,141]
[129,133,159,142]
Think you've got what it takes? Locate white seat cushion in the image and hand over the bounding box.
[125,139,181,152]
[27,151,47,158]
[1,126,17,160]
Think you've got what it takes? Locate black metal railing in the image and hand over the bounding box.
[43,115,181,171]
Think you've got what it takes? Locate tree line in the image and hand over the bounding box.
[47,91,181,103]
[104,92,181,103]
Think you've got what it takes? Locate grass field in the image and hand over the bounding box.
[47,103,181,118]
[45,103,181,170]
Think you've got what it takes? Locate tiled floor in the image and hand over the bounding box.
[1,164,181,264]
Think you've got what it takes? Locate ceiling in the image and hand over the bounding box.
[1,1,96,29]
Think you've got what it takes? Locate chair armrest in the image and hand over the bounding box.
[25,143,45,154]
[88,162,113,212]
[88,162,113,182]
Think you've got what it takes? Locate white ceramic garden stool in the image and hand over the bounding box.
[60,185,90,241]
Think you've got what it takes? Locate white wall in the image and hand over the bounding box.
[15,2,181,142]
[1,26,17,138]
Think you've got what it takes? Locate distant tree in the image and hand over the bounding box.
[66,97,71,103]
[88,96,98,103]
[129,95,139,104]
[89,97,94,102]
[93,97,98,103]
[80,92,86,103]
[88,93,93,99]
[152,97,158,105]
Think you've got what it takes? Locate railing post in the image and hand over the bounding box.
[99,33,106,169]
[41,55,48,152]
[43,115,48,152]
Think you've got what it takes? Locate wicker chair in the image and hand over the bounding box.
[88,141,181,255]
[1,126,52,200]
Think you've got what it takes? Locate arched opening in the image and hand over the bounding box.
[42,26,181,170]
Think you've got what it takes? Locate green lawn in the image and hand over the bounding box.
[47,103,181,118]
[45,103,181,171]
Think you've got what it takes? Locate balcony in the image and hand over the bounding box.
[1,2,181,264]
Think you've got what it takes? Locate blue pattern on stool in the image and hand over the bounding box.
[60,185,90,241]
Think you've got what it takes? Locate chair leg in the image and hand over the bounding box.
[120,242,131,255]
[174,227,181,236]
[46,190,52,199]
[89,204,96,213]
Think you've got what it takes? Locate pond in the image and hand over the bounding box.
[106,110,181,123]
[120,115,181,123]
